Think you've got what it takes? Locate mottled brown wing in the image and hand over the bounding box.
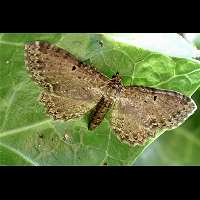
[40,91,99,120]
[110,86,196,145]
[25,41,109,120]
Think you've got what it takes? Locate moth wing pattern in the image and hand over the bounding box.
[40,91,99,120]
[110,86,197,145]
[25,41,109,120]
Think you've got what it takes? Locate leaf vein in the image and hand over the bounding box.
[0,119,52,138]
[0,142,39,166]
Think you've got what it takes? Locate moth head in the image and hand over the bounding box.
[107,72,123,95]
[111,72,121,83]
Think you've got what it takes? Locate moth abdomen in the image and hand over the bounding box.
[89,97,113,130]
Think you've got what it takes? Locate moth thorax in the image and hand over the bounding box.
[105,81,123,98]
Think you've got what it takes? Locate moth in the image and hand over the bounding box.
[24,41,197,145]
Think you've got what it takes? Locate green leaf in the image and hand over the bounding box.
[0,33,200,166]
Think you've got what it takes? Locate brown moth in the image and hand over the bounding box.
[24,41,197,145]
